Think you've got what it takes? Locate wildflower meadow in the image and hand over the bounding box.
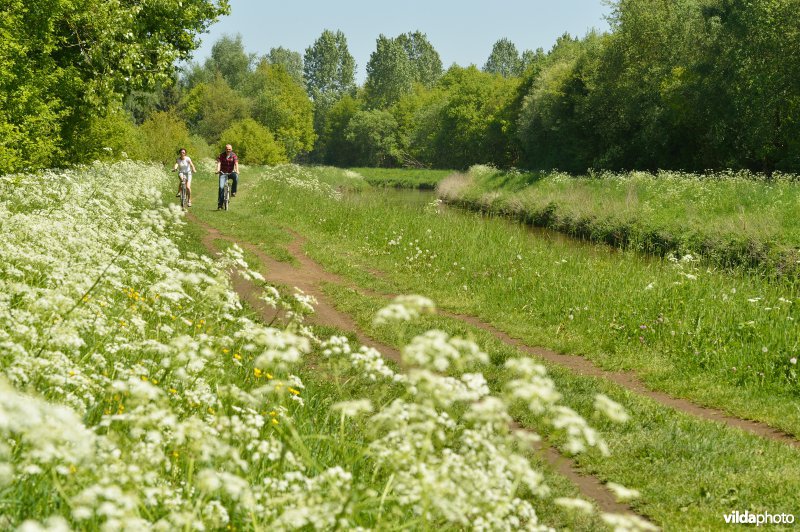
[0,162,652,530]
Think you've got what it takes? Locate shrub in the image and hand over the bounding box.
[219,118,287,165]
[137,111,194,165]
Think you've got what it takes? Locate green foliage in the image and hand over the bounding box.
[483,38,523,78]
[396,31,443,88]
[303,30,357,160]
[517,34,600,172]
[266,46,305,86]
[220,118,287,165]
[70,104,144,163]
[344,110,402,167]
[205,34,255,90]
[303,30,357,103]
[0,0,229,173]
[244,63,316,160]
[408,66,519,168]
[179,75,250,144]
[319,95,362,166]
[137,111,195,165]
[123,79,182,125]
[365,35,415,109]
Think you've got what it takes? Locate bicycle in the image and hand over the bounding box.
[178,173,189,211]
[220,172,232,211]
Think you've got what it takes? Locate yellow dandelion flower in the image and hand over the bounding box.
[208,407,215,415]
[271,418,279,425]
[169,388,177,394]
[222,348,230,354]
[254,368,262,378]
[266,373,274,380]
[233,353,242,360]
[288,387,300,396]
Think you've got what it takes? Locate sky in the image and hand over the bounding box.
[190,0,612,83]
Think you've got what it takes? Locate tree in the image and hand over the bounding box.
[397,31,443,88]
[244,62,316,160]
[517,34,600,172]
[483,38,523,78]
[266,47,305,86]
[520,48,545,73]
[179,74,250,144]
[220,119,287,165]
[303,30,357,103]
[364,35,415,109]
[344,110,402,167]
[303,29,357,159]
[137,111,194,165]
[0,0,229,172]
[70,103,143,163]
[204,34,255,89]
[319,95,361,166]
[412,66,519,168]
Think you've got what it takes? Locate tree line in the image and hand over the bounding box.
[4,0,799,174]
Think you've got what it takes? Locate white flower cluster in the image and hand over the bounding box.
[401,330,490,372]
[0,162,356,529]
[373,294,436,325]
[258,164,345,200]
[321,335,403,382]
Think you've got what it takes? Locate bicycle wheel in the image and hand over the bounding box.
[180,181,188,210]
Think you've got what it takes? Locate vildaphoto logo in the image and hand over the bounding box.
[723,511,795,526]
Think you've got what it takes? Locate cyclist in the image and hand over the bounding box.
[216,143,239,210]
[173,148,197,206]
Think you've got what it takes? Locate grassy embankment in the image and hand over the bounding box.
[438,165,800,277]
[190,164,800,530]
[350,167,454,189]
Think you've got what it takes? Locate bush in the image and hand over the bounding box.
[70,104,143,163]
[344,109,401,167]
[137,111,194,165]
[219,118,287,165]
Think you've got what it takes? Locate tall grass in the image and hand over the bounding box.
[350,167,455,189]
[438,165,800,277]
[229,165,800,435]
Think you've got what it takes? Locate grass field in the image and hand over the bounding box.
[438,165,800,277]
[350,167,455,189]
[185,164,800,530]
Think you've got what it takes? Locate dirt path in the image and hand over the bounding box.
[188,213,640,517]
[446,311,800,449]
[277,228,800,450]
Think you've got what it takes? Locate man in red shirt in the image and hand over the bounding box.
[215,144,239,209]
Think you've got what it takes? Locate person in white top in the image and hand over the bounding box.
[173,148,197,206]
